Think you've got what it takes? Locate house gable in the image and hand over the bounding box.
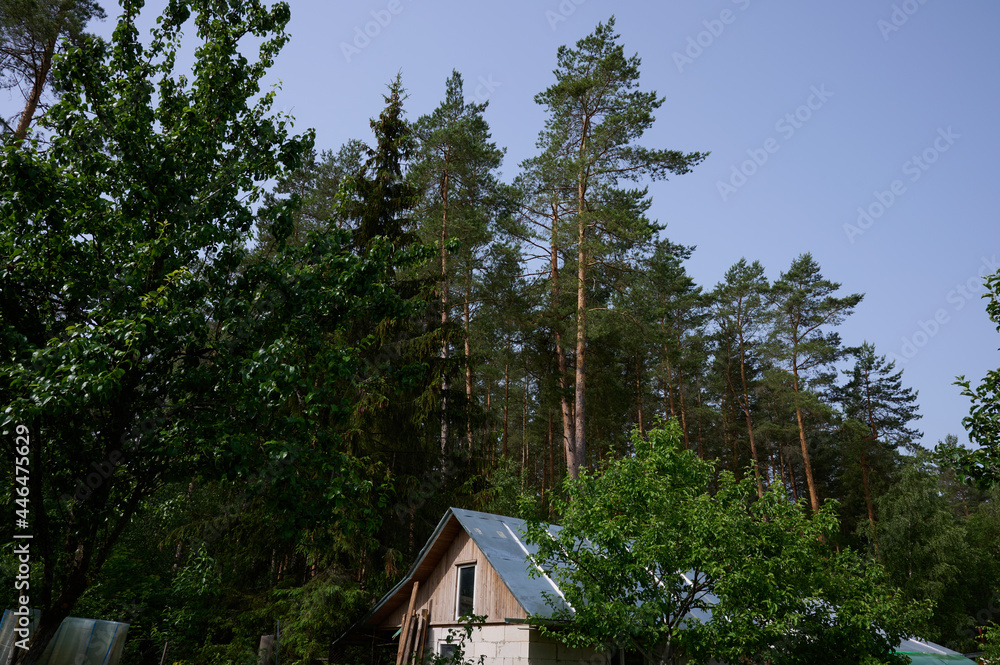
[378,528,526,628]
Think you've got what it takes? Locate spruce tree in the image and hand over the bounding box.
[837,341,921,526]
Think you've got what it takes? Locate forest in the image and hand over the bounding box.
[1,0,999,664]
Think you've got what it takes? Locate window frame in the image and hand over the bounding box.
[454,563,476,619]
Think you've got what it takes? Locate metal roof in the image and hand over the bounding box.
[351,507,569,636]
[450,507,571,617]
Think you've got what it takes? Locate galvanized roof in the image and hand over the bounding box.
[353,507,569,635]
[450,507,571,618]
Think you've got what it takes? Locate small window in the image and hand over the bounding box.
[439,643,459,661]
[455,564,475,618]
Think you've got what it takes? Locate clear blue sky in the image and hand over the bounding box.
[81,0,1000,449]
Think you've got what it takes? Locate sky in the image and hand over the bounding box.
[70,0,1000,449]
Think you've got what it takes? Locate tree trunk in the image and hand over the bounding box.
[502,352,510,458]
[574,214,587,473]
[676,356,691,451]
[737,328,764,497]
[521,371,529,485]
[463,285,473,450]
[695,384,705,460]
[14,35,57,142]
[439,166,450,455]
[636,356,645,435]
[573,123,590,476]
[860,449,876,527]
[663,350,677,418]
[550,205,577,478]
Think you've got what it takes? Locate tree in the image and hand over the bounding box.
[0,0,105,140]
[410,70,505,454]
[262,138,367,246]
[529,16,707,477]
[866,459,974,646]
[768,253,863,513]
[946,269,1000,488]
[836,342,920,527]
[522,424,927,665]
[711,258,771,496]
[0,0,394,660]
[643,240,707,455]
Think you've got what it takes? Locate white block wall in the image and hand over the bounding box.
[424,625,609,665]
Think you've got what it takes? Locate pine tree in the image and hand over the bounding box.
[529,16,707,477]
[769,253,863,512]
[0,0,105,140]
[712,259,771,496]
[410,70,505,454]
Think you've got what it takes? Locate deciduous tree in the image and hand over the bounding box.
[522,424,927,665]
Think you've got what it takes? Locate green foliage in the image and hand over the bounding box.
[983,622,1000,663]
[865,460,968,643]
[0,1,407,660]
[269,570,372,664]
[522,423,927,665]
[0,0,106,138]
[946,269,1000,488]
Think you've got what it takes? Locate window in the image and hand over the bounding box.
[455,564,475,618]
[439,643,459,660]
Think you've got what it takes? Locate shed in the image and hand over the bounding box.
[343,507,591,665]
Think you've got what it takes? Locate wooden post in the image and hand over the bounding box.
[415,600,431,663]
[395,581,420,665]
[413,611,426,665]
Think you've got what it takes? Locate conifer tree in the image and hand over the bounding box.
[529,16,707,476]
[712,259,771,497]
[0,0,104,140]
[769,253,863,512]
[837,341,921,526]
[410,70,505,453]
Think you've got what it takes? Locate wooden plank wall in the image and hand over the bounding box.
[380,530,527,628]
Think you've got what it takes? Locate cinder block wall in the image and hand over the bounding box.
[424,625,609,665]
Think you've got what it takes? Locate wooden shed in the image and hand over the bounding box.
[339,507,601,665]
